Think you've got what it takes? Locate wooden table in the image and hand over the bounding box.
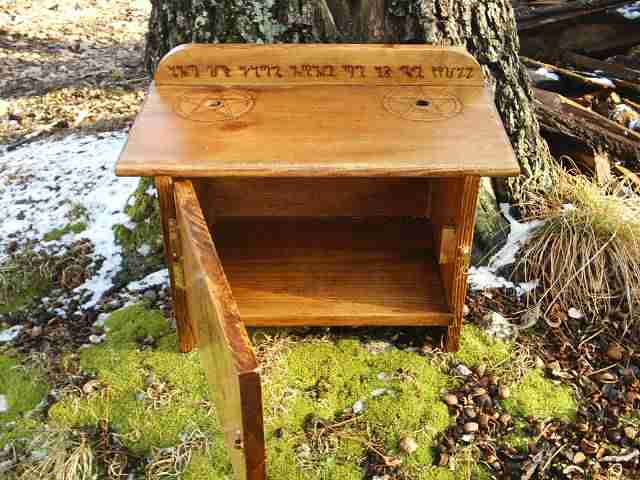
[116,44,519,480]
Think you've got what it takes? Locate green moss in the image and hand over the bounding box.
[452,324,513,368]
[46,304,497,479]
[43,221,88,241]
[263,338,455,479]
[113,178,164,283]
[503,370,577,421]
[0,355,49,448]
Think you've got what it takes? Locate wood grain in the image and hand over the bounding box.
[174,180,265,480]
[193,178,431,218]
[204,217,452,327]
[117,83,518,178]
[116,45,519,179]
[155,44,484,87]
[429,176,480,352]
[155,176,196,352]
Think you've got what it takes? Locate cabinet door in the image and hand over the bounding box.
[174,179,265,480]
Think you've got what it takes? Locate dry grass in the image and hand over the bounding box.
[19,431,96,480]
[519,167,640,322]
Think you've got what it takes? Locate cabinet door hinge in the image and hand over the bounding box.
[168,218,185,290]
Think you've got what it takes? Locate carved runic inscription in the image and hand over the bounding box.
[174,90,255,122]
[163,63,475,82]
[383,87,462,122]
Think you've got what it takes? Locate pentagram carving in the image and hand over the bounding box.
[383,87,462,122]
[175,90,255,122]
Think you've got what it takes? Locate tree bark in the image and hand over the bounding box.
[145,0,553,205]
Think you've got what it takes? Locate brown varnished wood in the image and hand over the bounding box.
[174,180,265,480]
[155,176,197,352]
[193,178,431,218]
[430,176,480,351]
[116,45,519,179]
[154,44,484,87]
[202,217,452,327]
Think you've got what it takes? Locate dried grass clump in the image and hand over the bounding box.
[520,167,640,319]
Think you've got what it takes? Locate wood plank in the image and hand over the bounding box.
[205,217,452,327]
[533,88,640,164]
[117,84,519,178]
[154,44,484,87]
[155,176,196,353]
[116,44,519,179]
[193,178,431,218]
[174,180,265,480]
[429,177,479,352]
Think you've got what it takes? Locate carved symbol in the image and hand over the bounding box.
[174,90,255,122]
[382,87,462,122]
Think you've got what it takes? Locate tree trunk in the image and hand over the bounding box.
[145,0,552,205]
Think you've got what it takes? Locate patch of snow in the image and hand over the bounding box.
[0,325,24,343]
[137,244,151,256]
[617,2,640,20]
[534,67,560,81]
[145,185,157,197]
[589,77,615,88]
[0,394,7,413]
[468,204,544,293]
[126,268,169,292]
[352,400,365,414]
[371,388,388,398]
[0,133,138,307]
[93,312,110,328]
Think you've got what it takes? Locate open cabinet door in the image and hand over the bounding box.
[174,180,266,480]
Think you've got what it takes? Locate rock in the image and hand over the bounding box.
[399,436,418,454]
[573,452,586,464]
[88,334,105,344]
[463,422,479,433]
[443,394,458,406]
[454,364,473,377]
[143,289,157,303]
[296,443,312,459]
[607,343,625,362]
[498,385,510,399]
[352,400,365,414]
[534,356,545,369]
[29,326,43,337]
[568,307,584,319]
[483,311,517,340]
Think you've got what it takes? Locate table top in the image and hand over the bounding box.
[116,44,520,178]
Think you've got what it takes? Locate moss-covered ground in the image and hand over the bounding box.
[0,355,49,449]
[1,305,579,479]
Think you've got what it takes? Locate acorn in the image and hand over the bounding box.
[499,413,512,426]
[399,436,418,454]
[443,394,458,406]
[573,452,586,465]
[607,343,625,362]
[463,422,479,433]
[498,385,510,400]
